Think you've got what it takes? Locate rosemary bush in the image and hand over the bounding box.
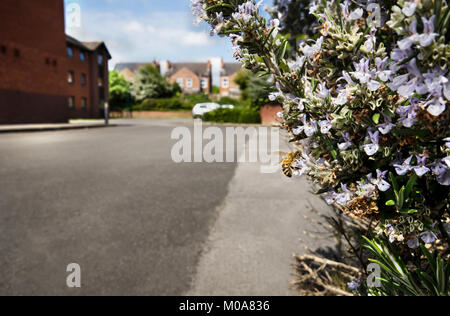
[191,0,450,295]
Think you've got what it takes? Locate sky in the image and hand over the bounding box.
[64,0,271,84]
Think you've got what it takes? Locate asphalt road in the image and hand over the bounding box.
[0,119,237,295]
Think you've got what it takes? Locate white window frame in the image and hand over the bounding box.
[201,78,208,90]
[221,77,229,88]
[186,78,193,89]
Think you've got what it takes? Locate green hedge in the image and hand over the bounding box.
[131,94,212,111]
[131,97,188,111]
[202,107,261,124]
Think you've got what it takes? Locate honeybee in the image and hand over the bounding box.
[282,152,302,178]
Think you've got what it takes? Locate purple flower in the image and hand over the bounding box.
[407,236,420,249]
[233,0,262,23]
[419,16,438,47]
[397,77,420,98]
[319,115,332,134]
[338,133,352,151]
[334,89,348,105]
[317,82,330,99]
[269,82,283,101]
[364,27,377,53]
[420,231,437,244]
[413,155,430,177]
[377,114,395,135]
[338,71,355,85]
[375,57,392,82]
[431,160,450,186]
[372,170,391,192]
[323,190,337,205]
[443,157,450,168]
[347,278,361,291]
[394,156,413,175]
[425,97,446,117]
[295,98,306,111]
[288,55,306,72]
[402,1,417,17]
[269,18,281,37]
[437,168,450,186]
[363,130,380,156]
[396,104,417,128]
[302,37,323,59]
[336,183,352,206]
[303,117,318,137]
[351,59,373,84]
[340,0,363,21]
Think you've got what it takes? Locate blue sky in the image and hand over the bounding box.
[65,0,272,70]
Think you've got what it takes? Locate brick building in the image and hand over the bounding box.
[0,0,111,124]
[115,61,212,95]
[219,61,242,98]
[165,61,212,94]
[66,35,111,119]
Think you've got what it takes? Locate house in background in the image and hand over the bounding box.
[164,61,212,95]
[115,61,212,95]
[66,35,111,119]
[0,0,111,124]
[219,60,242,98]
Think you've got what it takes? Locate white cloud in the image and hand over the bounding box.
[67,10,227,70]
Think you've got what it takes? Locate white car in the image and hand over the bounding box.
[192,103,220,118]
[220,104,235,109]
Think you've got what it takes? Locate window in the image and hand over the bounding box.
[81,73,86,86]
[68,71,75,84]
[176,78,184,88]
[80,51,86,62]
[68,96,75,109]
[97,54,103,65]
[1,45,6,54]
[201,78,208,90]
[186,78,193,89]
[221,77,229,88]
[52,59,57,67]
[68,47,73,58]
[81,97,87,109]
[45,58,50,65]
[14,49,20,58]
[98,77,103,87]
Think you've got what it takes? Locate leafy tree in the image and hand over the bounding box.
[133,65,180,102]
[109,70,133,110]
[234,69,274,108]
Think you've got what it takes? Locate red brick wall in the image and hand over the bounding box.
[0,0,69,124]
[260,104,282,126]
[170,68,201,94]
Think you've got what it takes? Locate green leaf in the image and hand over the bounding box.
[386,200,396,206]
[372,113,381,124]
[405,174,418,199]
[389,172,399,193]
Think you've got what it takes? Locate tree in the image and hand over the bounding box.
[234,69,274,107]
[109,70,133,110]
[133,65,180,102]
